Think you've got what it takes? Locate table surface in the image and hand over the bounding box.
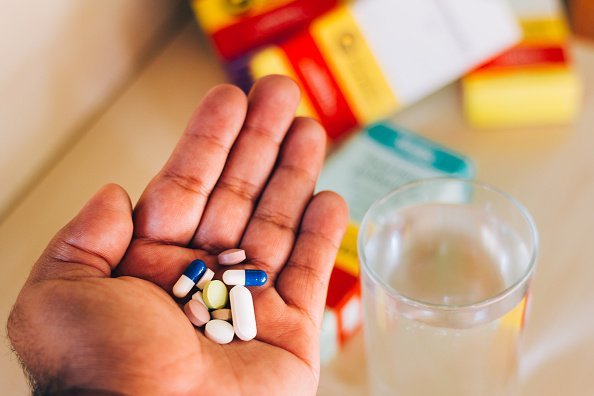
[1,22,594,395]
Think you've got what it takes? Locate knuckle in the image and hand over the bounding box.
[161,168,211,198]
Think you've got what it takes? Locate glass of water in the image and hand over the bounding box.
[358,178,538,396]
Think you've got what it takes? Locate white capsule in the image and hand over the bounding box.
[223,269,267,286]
[195,268,214,290]
[205,319,234,344]
[229,285,257,341]
[172,275,195,298]
[172,260,206,298]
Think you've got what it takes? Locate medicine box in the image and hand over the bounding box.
[318,122,474,363]
[191,0,341,60]
[462,0,582,127]
[249,0,519,140]
[320,264,360,365]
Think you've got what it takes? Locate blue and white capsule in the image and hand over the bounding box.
[172,259,207,298]
[223,269,267,287]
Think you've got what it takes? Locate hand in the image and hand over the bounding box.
[7,76,348,395]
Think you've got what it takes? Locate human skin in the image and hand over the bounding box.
[7,75,348,395]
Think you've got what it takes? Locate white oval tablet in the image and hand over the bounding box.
[229,285,257,341]
[204,319,234,344]
[218,248,246,265]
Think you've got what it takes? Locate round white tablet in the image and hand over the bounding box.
[205,319,234,344]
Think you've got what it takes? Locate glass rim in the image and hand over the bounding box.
[357,177,539,312]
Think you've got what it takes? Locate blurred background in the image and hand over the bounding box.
[1,0,594,394]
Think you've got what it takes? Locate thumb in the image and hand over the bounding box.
[28,184,133,283]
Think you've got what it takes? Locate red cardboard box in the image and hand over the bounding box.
[192,0,340,60]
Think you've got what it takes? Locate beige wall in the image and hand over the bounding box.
[0,0,186,220]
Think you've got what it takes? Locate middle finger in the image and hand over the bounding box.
[191,75,300,251]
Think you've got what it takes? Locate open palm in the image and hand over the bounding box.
[8,76,348,395]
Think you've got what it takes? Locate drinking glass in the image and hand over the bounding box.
[358,178,538,395]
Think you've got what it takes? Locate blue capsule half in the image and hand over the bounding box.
[245,269,267,286]
[183,259,207,282]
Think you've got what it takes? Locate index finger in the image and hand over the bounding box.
[133,85,247,245]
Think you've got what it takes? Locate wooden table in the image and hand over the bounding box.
[1,22,593,394]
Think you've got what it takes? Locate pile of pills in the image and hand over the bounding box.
[172,248,267,344]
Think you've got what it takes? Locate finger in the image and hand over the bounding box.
[28,184,133,283]
[132,84,247,245]
[192,75,300,250]
[276,191,348,325]
[239,117,326,283]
